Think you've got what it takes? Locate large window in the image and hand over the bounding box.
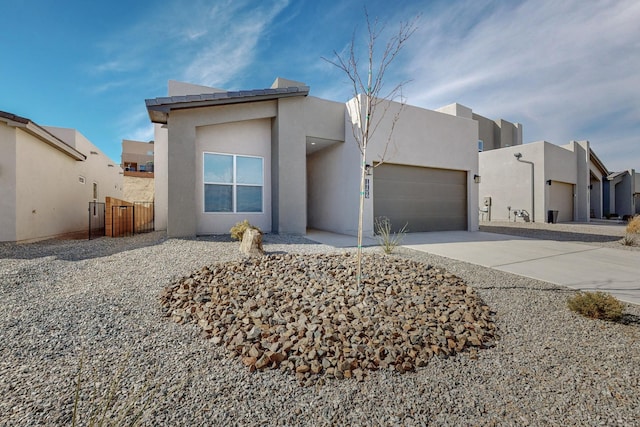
[204,153,263,213]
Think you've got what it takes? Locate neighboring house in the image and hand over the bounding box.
[145,78,517,238]
[604,169,638,217]
[636,172,640,215]
[122,139,154,172]
[0,111,123,242]
[478,140,604,223]
[437,103,523,152]
[121,139,154,202]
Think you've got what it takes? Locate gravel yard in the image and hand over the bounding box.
[1,226,639,426]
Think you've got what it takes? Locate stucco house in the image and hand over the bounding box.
[0,111,123,242]
[145,78,521,238]
[121,139,155,202]
[478,140,611,223]
[604,169,638,217]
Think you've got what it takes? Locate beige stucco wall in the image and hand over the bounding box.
[307,127,359,234]
[363,98,480,234]
[308,96,480,236]
[195,118,272,234]
[0,122,17,241]
[15,129,81,240]
[0,125,123,242]
[479,141,593,223]
[164,102,278,237]
[154,124,168,230]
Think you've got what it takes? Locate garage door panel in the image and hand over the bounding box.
[373,163,467,232]
[549,181,574,222]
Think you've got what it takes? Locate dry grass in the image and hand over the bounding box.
[567,291,624,321]
[229,220,262,241]
[626,215,640,234]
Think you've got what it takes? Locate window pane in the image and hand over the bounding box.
[204,184,232,212]
[236,156,263,185]
[237,186,262,212]
[204,154,232,183]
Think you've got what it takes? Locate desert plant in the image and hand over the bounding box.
[323,10,418,290]
[567,291,624,321]
[230,220,262,241]
[620,234,637,246]
[626,215,640,234]
[374,216,408,254]
[72,353,161,427]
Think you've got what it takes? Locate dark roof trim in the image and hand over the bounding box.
[0,110,86,161]
[145,86,310,124]
[606,170,628,180]
[0,111,30,124]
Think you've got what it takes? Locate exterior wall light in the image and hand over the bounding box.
[547,180,552,186]
[474,174,481,184]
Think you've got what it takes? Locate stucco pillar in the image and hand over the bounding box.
[166,113,197,237]
[574,141,590,222]
[271,97,307,234]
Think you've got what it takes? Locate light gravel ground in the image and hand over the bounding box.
[1,228,639,426]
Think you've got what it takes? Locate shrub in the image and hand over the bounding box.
[374,216,408,254]
[567,291,624,321]
[626,215,640,234]
[72,354,162,427]
[621,234,637,246]
[230,220,262,241]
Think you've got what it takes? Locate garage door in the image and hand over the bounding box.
[373,163,467,232]
[549,181,574,222]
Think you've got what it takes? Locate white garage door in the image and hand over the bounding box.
[549,181,574,222]
[373,163,467,232]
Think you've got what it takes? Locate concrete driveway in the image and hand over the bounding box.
[306,229,640,305]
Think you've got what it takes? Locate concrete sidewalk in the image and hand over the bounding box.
[306,229,640,305]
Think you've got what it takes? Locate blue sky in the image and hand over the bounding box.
[1,0,638,171]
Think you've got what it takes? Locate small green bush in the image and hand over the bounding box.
[230,220,262,241]
[374,216,408,254]
[567,291,624,321]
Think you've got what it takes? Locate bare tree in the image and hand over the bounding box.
[324,10,418,291]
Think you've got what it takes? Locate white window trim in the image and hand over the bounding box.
[203,152,264,214]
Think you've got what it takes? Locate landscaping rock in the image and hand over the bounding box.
[239,228,263,257]
[159,253,498,383]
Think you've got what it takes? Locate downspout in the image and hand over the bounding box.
[515,153,535,222]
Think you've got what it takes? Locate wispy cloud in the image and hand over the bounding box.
[90,0,291,150]
[402,0,640,170]
[117,108,154,142]
[181,0,290,87]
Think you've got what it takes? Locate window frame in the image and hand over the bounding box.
[203,152,264,214]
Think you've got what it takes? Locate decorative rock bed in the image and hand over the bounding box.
[160,253,497,383]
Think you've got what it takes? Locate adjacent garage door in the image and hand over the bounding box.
[373,163,467,232]
[548,181,574,222]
